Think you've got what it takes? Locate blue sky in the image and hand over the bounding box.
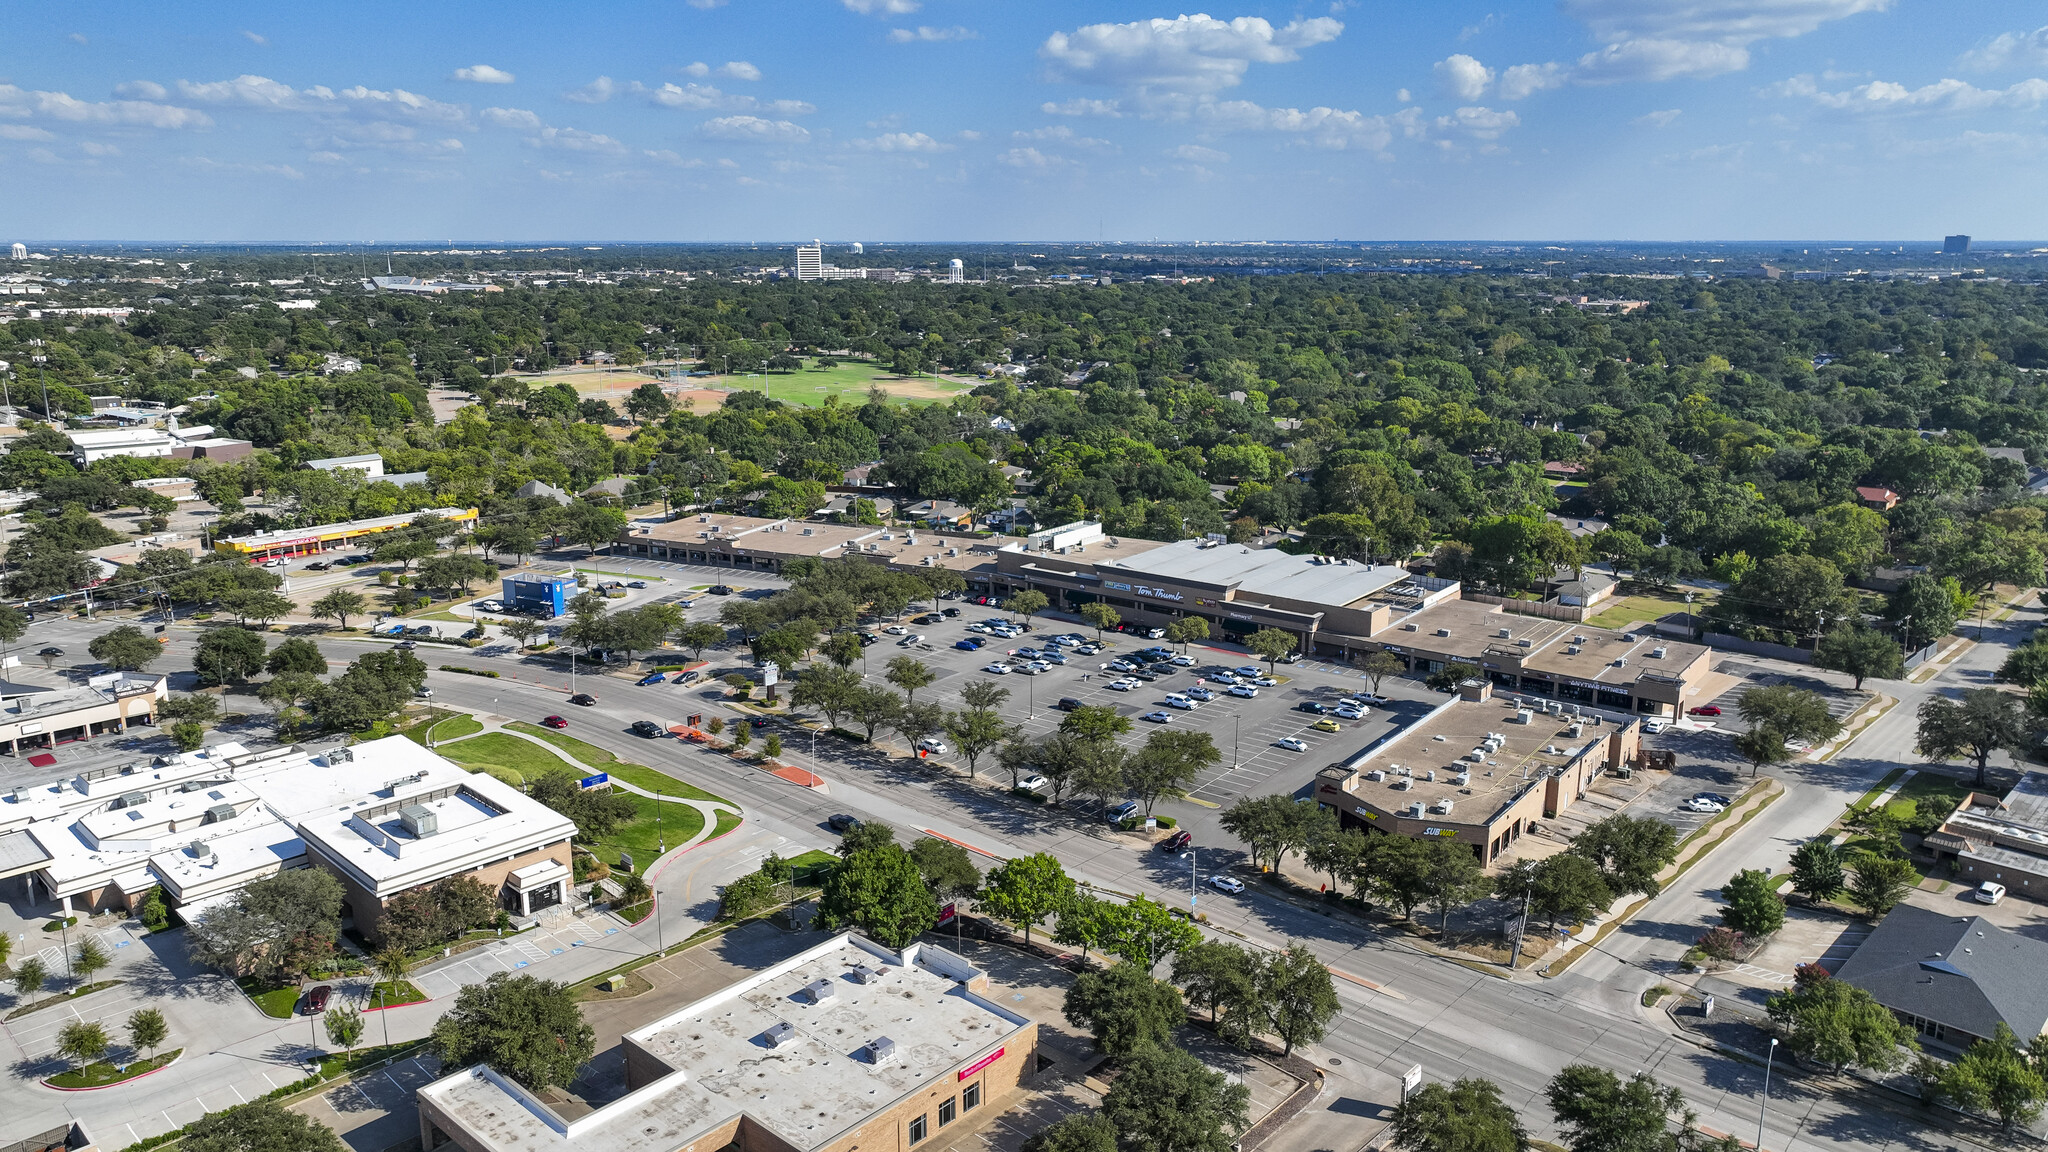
[4,1,2047,241]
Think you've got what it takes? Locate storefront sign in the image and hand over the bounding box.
[1568,679,1603,691]
[1423,827,1459,837]
[959,1048,1005,1080]
[1353,806,1379,821]
[1105,581,1184,602]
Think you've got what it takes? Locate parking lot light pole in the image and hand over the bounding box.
[1233,716,1240,770]
[1182,849,1197,916]
[1757,1037,1779,1152]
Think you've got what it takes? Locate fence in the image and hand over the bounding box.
[1702,632,1815,664]
[1460,591,1589,623]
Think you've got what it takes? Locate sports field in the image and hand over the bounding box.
[530,359,975,411]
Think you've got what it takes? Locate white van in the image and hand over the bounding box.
[1164,693,1195,710]
[1977,881,2008,904]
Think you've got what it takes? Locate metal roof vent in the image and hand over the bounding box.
[803,978,837,1004]
[399,804,438,838]
[762,1022,797,1048]
[863,1036,898,1064]
[205,803,235,823]
[119,791,147,809]
[1435,628,1451,637]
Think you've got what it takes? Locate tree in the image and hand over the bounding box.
[528,768,638,840]
[1260,943,1339,1055]
[57,1020,109,1067]
[624,381,673,424]
[1022,1113,1118,1152]
[1412,837,1489,933]
[182,1100,346,1152]
[1788,839,1846,904]
[324,1002,365,1055]
[819,841,937,949]
[265,636,328,675]
[1220,794,1318,873]
[1814,624,1904,689]
[907,835,982,923]
[1061,704,1131,743]
[158,694,222,724]
[979,851,1075,944]
[431,972,594,1091]
[186,868,345,984]
[1095,894,1201,969]
[14,955,47,1006]
[1719,869,1786,936]
[1128,729,1219,814]
[1569,814,1679,897]
[310,589,366,631]
[944,706,1017,781]
[818,629,861,669]
[73,936,110,983]
[1546,1065,1731,1152]
[792,664,861,730]
[1246,626,1297,670]
[128,1006,169,1059]
[1494,853,1614,929]
[1733,684,1841,776]
[1006,588,1049,626]
[1998,639,2048,688]
[222,589,296,627]
[88,624,162,671]
[1359,650,1401,695]
[1942,1022,2048,1130]
[1847,853,1917,918]
[1886,574,1963,652]
[884,655,936,706]
[1166,615,1210,652]
[1391,1078,1530,1152]
[1100,1044,1250,1152]
[1173,939,1259,1029]
[849,683,900,741]
[1918,687,2027,787]
[1765,968,1914,1073]
[502,617,547,649]
[1425,661,1484,693]
[194,626,268,686]
[1064,961,1185,1059]
[1079,601,1120,640]
[674,620,725,660]
[1305,821,1368,895]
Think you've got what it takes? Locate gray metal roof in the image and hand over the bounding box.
[1835,904,2048,1042]
[1101,540,1408,606]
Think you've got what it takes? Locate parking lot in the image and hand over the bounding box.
[863,607,1438,812]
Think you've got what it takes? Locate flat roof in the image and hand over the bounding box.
[421,935,1028,1152]
[1099,540,1407,606]
[1388,598,1572,650]
[217,507,477,551]
[632,514,1024,574]
[1323,694,1608,819]
[1520,629,1706,685]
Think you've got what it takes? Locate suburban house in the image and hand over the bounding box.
[1835,904,2048,1052]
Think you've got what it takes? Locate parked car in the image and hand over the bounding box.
[1206,875,1245,895]
[1235,665,1262,677]
[1276,736,1310,752]
[1159,830,1193,852]
[1186,687,1216,702]
[1311,718,1341,733]
[1041,651,1068,665]
[305,561,331,572]
[941,607,961,617]
[707,585,733,595]
[630,720,664,738]
[1333,706,1366,720]
[1107,800,1140,824]
[1688,705,1722,716]
[982,663,1012,675]
[1357,693,1390,706]
[954,638,984,651]
[638,672,668,686]
[1680,797,1725,814]
[541,715,568,729]
[1296,702,1330,714]
[883,624,908,635]
[627,580,648,589]
[569,693,597,706]
[1140,710,1172,723]
[1054,697,1084,712]
[1106,678,1137,691]
[1108,659,1137,673]
[673,670,701,685]
[1252,676,1278,687]
[1228,684,1259,698]
[303,985,333,1014]
[1170,655,1196,667]
[1016,774,1050,793]
[1643,719,1668,734]
[1977,881,2008,904]
[1693,792,1734,807]
[1074,643,1102,655]
[914,613,942,625]
[828,813,862,832]
[916,737,948,754]
[898,634,924,646]
[857,631,880,646]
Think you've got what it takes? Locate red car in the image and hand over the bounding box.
[302,985,332,1014]
[1688,705,1722,716]
[541,715,569,729]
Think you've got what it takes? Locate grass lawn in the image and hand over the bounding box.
[506,724,733,805]
[438,733,579,786]
[1587,591,1703,631]
[588,793,707,877]
[785,848,837,885]
[366,979,429,1008]
[238,978,302,1019]
[1879,772,1977,824]
[716,360,975,408]
[712,809,744,842]
[45,1048,181,1089]
[427,713,484,743]
[312,1041,425,1080]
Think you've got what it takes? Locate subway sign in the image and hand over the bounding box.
[1423,827,1459,837]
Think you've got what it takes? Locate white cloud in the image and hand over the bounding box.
[0,84,212,129]
[1435,54,1493,100]
[1579,38,1752,83]
[1966,25,2048,70]
[998,146,1062,167]
[717,61,762,81]
[1498,62,1566,99]
[308,150,344,163]
[1633,108,1683,126]
[1014,124,1115,151]
[1395,87,1411,102]
[565,76,618,103]
[854,131,946,151]
[843,0,920,14]
[1434,105,1519,139]
[78,140,120,156]
[888,26,978,43]
[451,64,516,84]
[527,126,626,153]
[1771,74,2048,113]
[115,80,168,100]
[636,81,813,115]
[176,75,469,124]
[685,0,726,7]
[1042,98,1122,117]
[480,106,544,130]
[1170,143,1229,162]
[0,124,56,140]
[242,30,268,46]
[1040,14,1343,99]
[700,115,810,142]
[681,62,712,78]
[1561,0,1891,44]
[1198,99,1393,150]
[68,33,87,45]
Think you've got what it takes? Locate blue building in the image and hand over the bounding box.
[502,574,577,618]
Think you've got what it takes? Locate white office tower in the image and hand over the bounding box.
[795,242,823,281]
[947,258,964,284]
[850,241,865,254]
[9,243,24,260]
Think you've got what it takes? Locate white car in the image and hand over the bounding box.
[883,625,907,635]
[916,737,949,754]
[899,634,924,646]
[1186,687,1216,701]
[1253,676,1279,687]
[1107,678,1140,691]
[982,663,1012,675]
[1333,706,1366,720]
[1643,719,1668,734]
[1165,697,1196,710]
[1170,655,1196,667]
[1228,684,1259,698]
[1235,665,1262,677]
[1206,874,1246,895]
[1680,797,1726,814]
[1276,737,1309,752]
[1140,711,1172,723]
[1337,697,1366,710]
[261,557,289,568]
[1977,881,2008,905]
[1016,774,1050,793]
[1075,643,1102,655]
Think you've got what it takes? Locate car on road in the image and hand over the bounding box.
[1692,792,1734,807]
[982,663,1012,675]
[883,625,907,635]
[1228,684,1259,698]
[541,715,568,729]
[630,720,665,738]
[828,813,862,832]
[1235,665,1262,677]
[37,647,62,657]
[1159,829,1192,852]
[1643,719,1668,734]
[1276,736,1310,752]
[954,638,984,651]
[395,640,417,650]
[337,554,371,566]
[569,693,597,706]
[1311,718,1341,733]
[303,985,333,1014]
[1206,875,1245,895]
[898,634,924,646]
[1688,705,1722,716]
[305,561,331,572]
[1186,686,1216,702]
[413,687,434,699]
[638,672,668,686]
[707,585,733,595]
[1016,774,1050,793]
[916,737,949,754]
[1680,797,1726,813]
[748,716,770,729]
[1977,881,2008,904]
[1296,702,1329,714]
[1140,711,1172,723]
[1333,706,1366,720]
[628,580,649,589]
[1106,678,1138,691]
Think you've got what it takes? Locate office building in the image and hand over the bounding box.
[64,423,252,466]
[306,453,386,478]
[1836,904,2048,1052]
[503,573,578,618]
[1314,679,1641,863]
[212,507,478,563]
[9,243,25,260]
[1924,771,2048,900]
[796,243,824,281]
[1944,235,1971,255]
[417,932,1035,1152]
[0,672,167,757]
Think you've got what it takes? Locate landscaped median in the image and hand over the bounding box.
[45,1048,181,1091]
[364,979,429,1011]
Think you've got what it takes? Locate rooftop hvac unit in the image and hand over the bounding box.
[180,780,207,793]
[205,802,235,823]
[1651,647,1667,659]
[399,803,438,838]
[863,1036,898,1064]
[1432,799,1455,815]
[1408,803,1426,818]
[1402,623,1419,632]
[849,965,882,985]
[804,978,837,1004]
[1425,770,1437,782]
[1567,723,1583,738]
[947,548,959,557]
[762,1022,798,1049]
[119,791,147,809]
[1612,657,1627,667]
[1515,710,1533,724]
[699,514,710,522]
[189,840,210,859]
[1396,765,1411,775]
[1564,646,1581,655]
[801,527,813,536]
[1572,634,1587,644]
[1452,772,1471,787]
[1466,749,1486,762]
[1498,628,1513,639]
[1435,628,1451,637]
[1392,777,1412,791]
[1364,770,1386,782]
[330,748,354,764]
[1516,638,1532,648]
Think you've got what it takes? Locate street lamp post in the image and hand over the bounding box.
[1181,849,1197,917]
[1757,1037,1779,1152]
